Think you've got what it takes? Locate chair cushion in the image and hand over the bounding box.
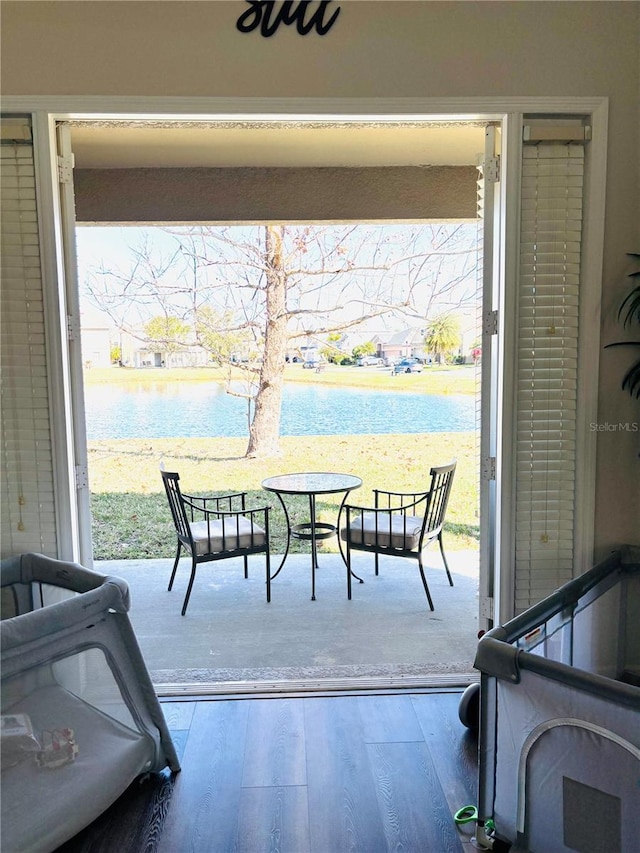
[189,517,266,555]
[341,513,424,551]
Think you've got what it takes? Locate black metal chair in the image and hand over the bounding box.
[161,470,271,615]
[340,460,456,610]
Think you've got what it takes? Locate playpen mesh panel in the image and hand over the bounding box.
[572,579,622,679]
[2,647,149,758]
[622,572,640,684]
[50,647,141,731]
[2,649,153,852]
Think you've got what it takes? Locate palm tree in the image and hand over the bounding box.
[424,313,461,364]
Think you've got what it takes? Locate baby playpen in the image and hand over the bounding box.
[473,547,639,852]
[1,552,180,853]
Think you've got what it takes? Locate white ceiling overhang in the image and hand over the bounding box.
[69,120,486,168]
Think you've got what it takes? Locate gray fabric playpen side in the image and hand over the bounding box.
[1,552,180,853]
[474,547,640,853]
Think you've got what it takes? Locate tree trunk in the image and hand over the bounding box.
[246,226,288,458]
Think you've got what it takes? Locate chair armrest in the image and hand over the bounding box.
[344,497,426,515]
[182,492,252,517]
[209,505,271,517]
[182,499,270,521]
[183,491,248,512]
[343,501,377,514]
[372,490,430,513]
[374,488,430,500]
[183,491,247,502]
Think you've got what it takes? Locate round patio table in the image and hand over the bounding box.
[262,472,363,600]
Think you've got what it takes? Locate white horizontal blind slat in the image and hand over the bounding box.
[514,142,584,612]
[0,117,58,557]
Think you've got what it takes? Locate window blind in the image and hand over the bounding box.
[1,116,58,557]
[515,141,584,611]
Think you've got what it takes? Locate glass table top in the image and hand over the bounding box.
[262,472,362,495]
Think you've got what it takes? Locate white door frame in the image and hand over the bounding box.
[4,95,608,623]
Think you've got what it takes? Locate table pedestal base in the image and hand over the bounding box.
[262,473,364,600]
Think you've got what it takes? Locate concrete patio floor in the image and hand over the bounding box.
[96,549,480,689]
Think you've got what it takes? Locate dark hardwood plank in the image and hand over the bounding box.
[411,693,478,812]
[55,691,480,853]
[304,696,388,853]
[161,700,197,762]
[236,786,311,853]
[130,769,179,853]
[55,769,176,853]
[242,698,307,788]
[368,741,464,852]
[161,700,196,731]
[167,728,190,763]
[157,700,249,853]
[357,693,424,743]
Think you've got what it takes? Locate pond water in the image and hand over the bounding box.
[84,381,475,440]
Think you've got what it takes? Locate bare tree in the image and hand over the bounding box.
[83,223,478,457]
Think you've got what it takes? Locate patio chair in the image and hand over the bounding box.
[340,460,456,610]
[161,470,271,615]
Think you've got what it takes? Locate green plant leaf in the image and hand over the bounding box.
[621,358,640,399]
[618,284,640,327]
[607,253,640,396]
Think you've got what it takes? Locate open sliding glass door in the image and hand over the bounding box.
[477,123,503,632]
[54,121,93,566]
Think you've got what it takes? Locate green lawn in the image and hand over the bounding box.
[89,432,478,559]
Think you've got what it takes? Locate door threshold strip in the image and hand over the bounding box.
[154,671,479,699]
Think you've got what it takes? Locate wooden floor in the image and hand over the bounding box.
[56,690,479,853]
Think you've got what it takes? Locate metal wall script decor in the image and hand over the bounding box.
[236,1,341,37]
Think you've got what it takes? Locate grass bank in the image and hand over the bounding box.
[89,433,478,560]
[84,363,477,395]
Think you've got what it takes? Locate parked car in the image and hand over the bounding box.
[393,357,423,374]
[302,358,322,369]
[357,355,383,367]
